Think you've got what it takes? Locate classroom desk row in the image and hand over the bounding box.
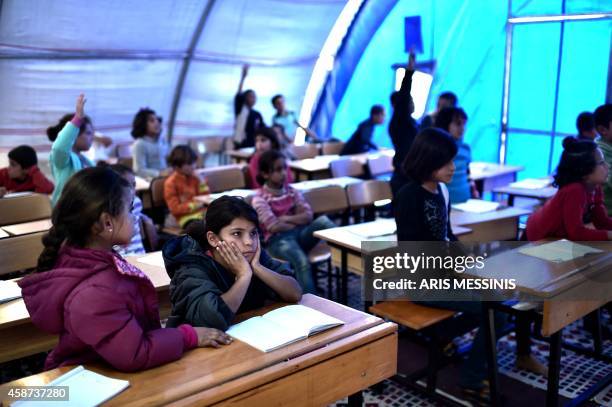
[1,294,398,406]
[313,206,531,301]
[475,243,612,407]
[288,150,394,181]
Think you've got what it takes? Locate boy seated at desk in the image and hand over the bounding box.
[0,145,54,197]
[162,196,302,330]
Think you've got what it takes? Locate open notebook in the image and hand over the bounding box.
[13,366,129,407]
[519,239,603,263]
[226,305,344,352]
[0,280,21,303]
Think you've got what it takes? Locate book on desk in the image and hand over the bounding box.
[227,304,344,352]
[12,365,129,407]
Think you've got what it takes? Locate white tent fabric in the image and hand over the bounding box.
[0,0,346,149]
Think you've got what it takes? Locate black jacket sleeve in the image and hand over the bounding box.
[259,250,296,301]
[394,185,423,241]
[169,266,235,331]
[234,93,244,117]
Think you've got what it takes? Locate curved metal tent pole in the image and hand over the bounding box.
[167,0,217,143]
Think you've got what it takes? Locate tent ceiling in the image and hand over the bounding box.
[0,0,347,148]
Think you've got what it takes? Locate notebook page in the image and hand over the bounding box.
[226,316,304,352]
[0,280,21,303]
[263,305,343,336]
[518,240,603,263]
[13,365,129,407]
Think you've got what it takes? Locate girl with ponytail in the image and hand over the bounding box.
[19,166,231,372]
[526,137,612,241]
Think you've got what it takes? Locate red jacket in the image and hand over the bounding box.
[0,166,54,194]
[526,182,612,241]
[18,246,195,372]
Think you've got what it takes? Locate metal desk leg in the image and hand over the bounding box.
[546,330,562,407]
[483,302,501,407]
[347,391,363,406]
[341,249,348,305]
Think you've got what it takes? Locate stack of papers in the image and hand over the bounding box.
[13,366,129,407]
[518,239,603,263]
[452,199,500,213]
[508,178,552,190]
[0,280,21,303]
[227,305,343,352]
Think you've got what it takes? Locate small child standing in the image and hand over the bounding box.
[252,150,336,293]
[131,108,168,179]
[0,145,54,197]
[18,167,231,372]
[435,107,478,203]
[163,145,210,229]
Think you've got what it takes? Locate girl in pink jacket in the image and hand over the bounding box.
[19,166,231,372]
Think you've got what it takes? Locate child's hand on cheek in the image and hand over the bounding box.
[216,241,252,278]
[250,240,261,271]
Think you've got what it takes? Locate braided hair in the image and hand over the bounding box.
[37,167,131,272]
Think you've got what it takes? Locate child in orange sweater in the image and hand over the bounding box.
[163,145,210,228]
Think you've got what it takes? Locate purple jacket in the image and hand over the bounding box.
[18,246,188,372]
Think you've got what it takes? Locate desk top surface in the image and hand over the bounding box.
[0,252,168,329]
[450,206,531,226]
[465,241,612,298]
[0,294,392,406]
[2,219,52,236]
[469,162,525,181]
[313,219,472,252]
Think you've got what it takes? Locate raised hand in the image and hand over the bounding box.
[241,64,249,78]
[193,327,233,348]
[75,94,86,119]
[407,50,416,71]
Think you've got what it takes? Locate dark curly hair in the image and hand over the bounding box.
[256,150,286,186]
[131,108,161,139]
[47,113,92,142]
[553,137,598,188]
[37,167,131,272]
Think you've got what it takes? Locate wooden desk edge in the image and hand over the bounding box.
[167,322,398,407]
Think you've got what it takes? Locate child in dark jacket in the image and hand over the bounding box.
[18,167,230,372]
[163,196,302,331]
[0,145,54,197]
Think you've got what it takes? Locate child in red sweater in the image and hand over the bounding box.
[164,145,210,228]
[527,137,612,241]
[0,145,54,197]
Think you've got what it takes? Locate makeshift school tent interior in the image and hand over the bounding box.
[0,0,611,406]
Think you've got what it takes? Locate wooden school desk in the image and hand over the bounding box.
[227,147,255,164]
[1,219,52,236]
[313,219,472,303]
[0,294,398,407]
[290,176,362,191]
[469,162,524,195]
[289,149,395,181]
[0,252,170,364]
[493,185,556,206]
[464,242,612,407]
[450,206,531,241]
